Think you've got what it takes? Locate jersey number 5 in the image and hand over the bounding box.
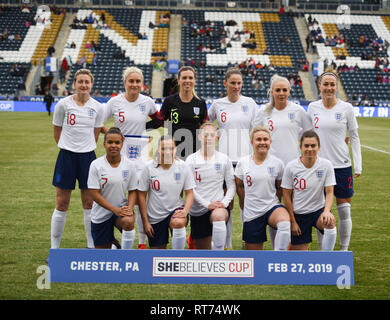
[119,111,125,123]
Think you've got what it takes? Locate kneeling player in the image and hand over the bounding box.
[282,130,337,251]
[235,126,291,251]
[138,136,195,249]
[186,122,235,250]
[87,127,138,249]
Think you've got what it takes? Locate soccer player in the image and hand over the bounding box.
[235,126,291,251]
[208,67,258,249]
[87,127,138,249]
[281,130,337,251]
[137,136,195,249]
[103,66,158,249]
[252,74,311,248]
[186,122,236,250]
[146,66,208,160]
[307,69,362,251]
[51,69,104,249]
[253,74,311,165]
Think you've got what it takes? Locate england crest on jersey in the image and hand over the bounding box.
[174,172,181,182]
[316,170,324,179]
[267,167,275,176]
[88,108,94,118]
[241,105,248,113]
[335,112,343,121]
[122,170,129,179]
[127,145,140,159]
[288,112,295,120]
[215,163,222,171]
[139,105,146,113]
[193,107,200,116]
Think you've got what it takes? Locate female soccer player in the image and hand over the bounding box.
[103,66,158,249]
[208,67,258,249]
[185,122,236,250]
[51,69,104,249]
[146,66,208,160]
[87,127,138,249]
[307,69,362,251]
[252,74,311,166]
[235,126,291,251]
[252,73,311,248]
[138,136,195,249]
[281,130,337,251]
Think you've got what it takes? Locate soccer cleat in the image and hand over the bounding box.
[112,238,121,249]
[138,244,146,249]
[224,247,231,250]
[187,235,196,249]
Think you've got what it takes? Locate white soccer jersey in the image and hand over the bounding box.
[235,154,284,222]
[52,95,104,153]
[88,155,138,224]
[253,102,312,165]
[208,95,258,163]
[104,93,157,135]
[281,157,336,215]
[138,159,196,224]
[186,150,236,216]
[307,99,361,171]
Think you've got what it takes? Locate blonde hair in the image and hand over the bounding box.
[199,121,220,137]
[122,66,144,83]
[74,68,94,83]
[178,66,200,100]
[264,74,290,116]
[250,125,271,142]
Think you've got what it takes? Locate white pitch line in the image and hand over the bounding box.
[361,145,390,155]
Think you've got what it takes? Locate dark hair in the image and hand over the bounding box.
[104,127,124,142]
[300,130,320,147]
[224,67,242,81]
[153,135,176,167]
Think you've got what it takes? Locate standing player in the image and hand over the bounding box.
[103,66,158,249]
[252,74,311,248]
[208,67,258,249]
[186,122,236,250]
[235,126,291,251]
[281,130,337,251]
[146,66,208,160]
[307,69,362,251]
[51,69,104,249]
[88,127,138,249]
[138,136,195,249]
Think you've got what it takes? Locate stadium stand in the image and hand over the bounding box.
[180,10,305,101]
[305,13,390,103]
[0,2,389,106]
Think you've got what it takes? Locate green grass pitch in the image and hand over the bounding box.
[0,112,389,299]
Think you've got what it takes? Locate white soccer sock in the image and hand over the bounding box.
[212,221,227,250]
[225,213,233,249]
[338,203,352,251]
[172,227,186,250]
[51,209,66,249]
[135,205,146,245]
[268,225,277,249]
[121,229,135,249]
[322,227,337,251]
[316,228,324,250]
[274,221,291,251]
[83,209,94,248]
